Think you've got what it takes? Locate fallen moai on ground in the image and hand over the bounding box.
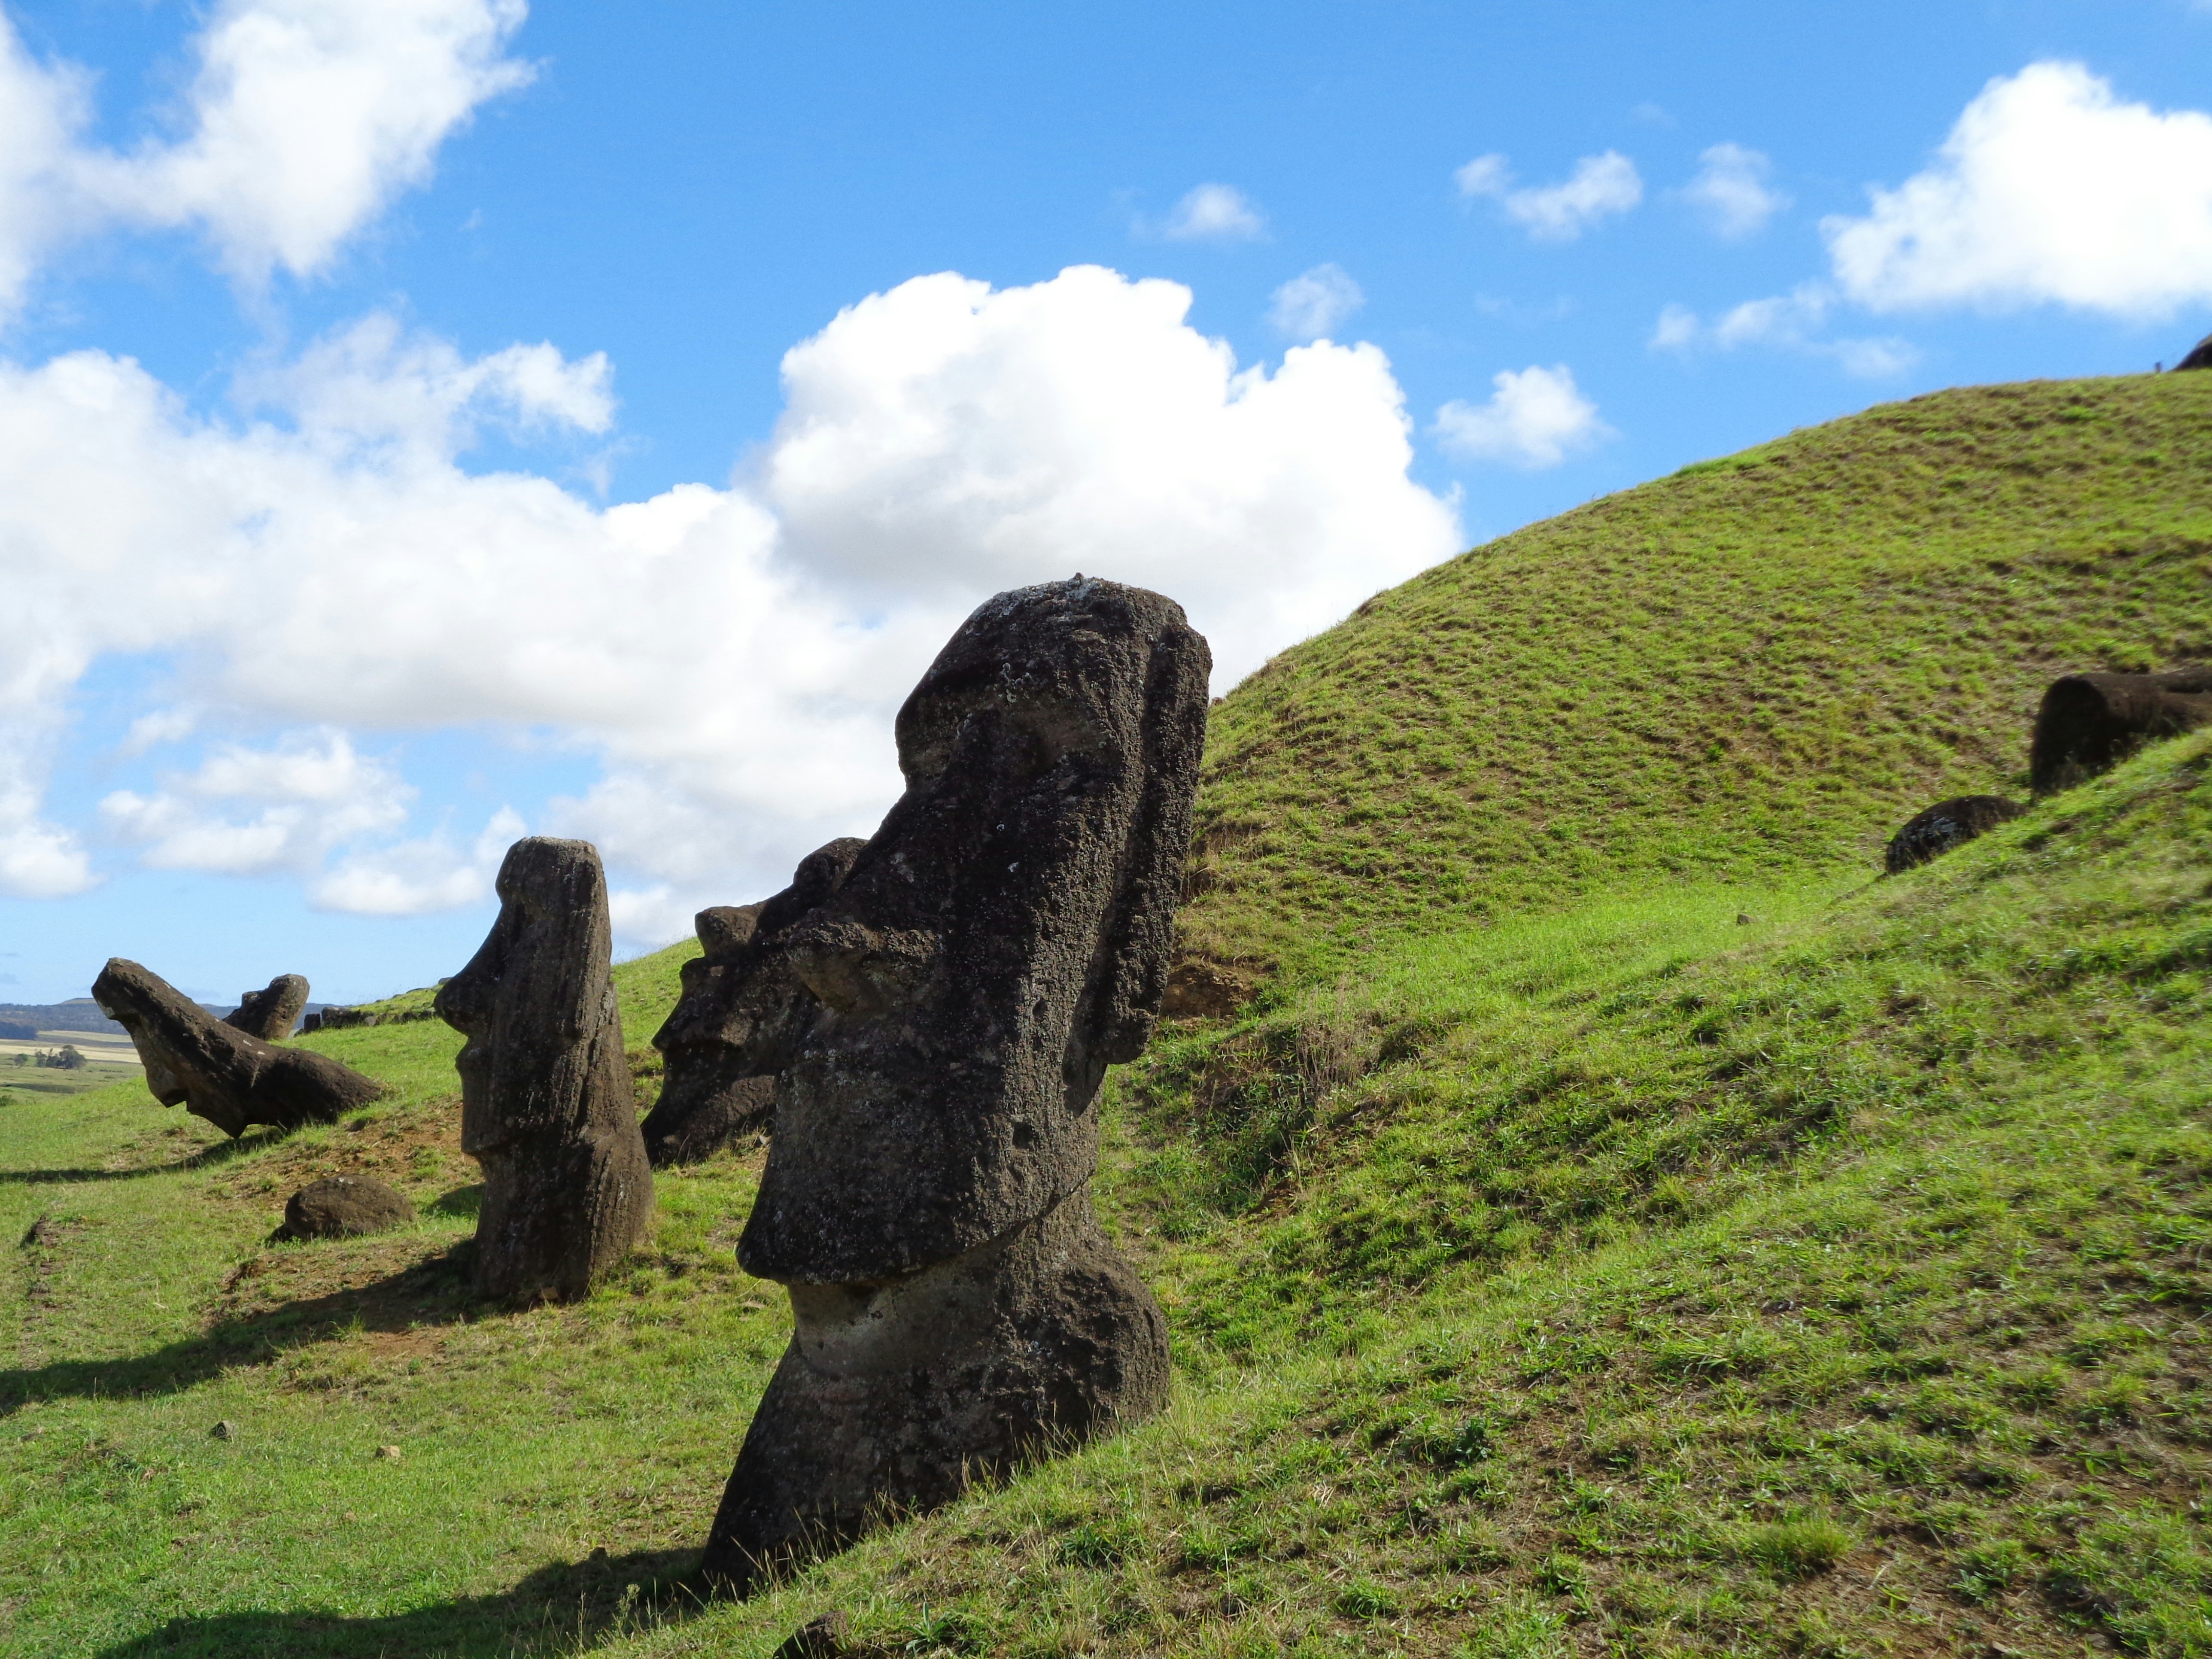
[223,974,310,1041]
[93,958,385,1136]
[1884,794,2024,873]
[701,575,1209,1590]
[2030,668,2212,796]
[436,836,653,1303]
[642,839,867,1167]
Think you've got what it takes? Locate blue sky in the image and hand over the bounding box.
[2,0,2209,1006]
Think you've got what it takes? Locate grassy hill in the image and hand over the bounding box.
[1179,371,2212,990]
[4,373,2211,1657]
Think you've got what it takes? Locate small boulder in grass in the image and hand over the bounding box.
[276,1175,415,1241]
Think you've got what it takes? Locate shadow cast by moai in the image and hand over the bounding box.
[701,575,1210,1591]
[437,837,653,1304]
[93,958,384,1137]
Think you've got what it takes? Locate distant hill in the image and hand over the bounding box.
[0,995,331,1037]
[1179,372,2212,987]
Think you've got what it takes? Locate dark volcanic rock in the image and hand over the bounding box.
[2177,332,2212,372]
[93,959,385,1137]
[224,974,310,1041]
[2030,668,2212,795]
[436,837,653,1303]
[642,841,866,1167]
[1884,795,2025,874]
[277,1174,415,1240]
[703,577,1207,1589]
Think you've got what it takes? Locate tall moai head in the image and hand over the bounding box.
[740,576,1211,1283]
[435,836,652,1301]
[224,974,310,1042]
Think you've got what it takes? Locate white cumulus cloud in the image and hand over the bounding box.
[1268,263,1364,340]
[1458,150,1642,242]
[1824,61,2212,318]
[0,0,529,311]
[1432,365,1610,469]
[6,267,1461,937]
[1152,183,1267,244]
[1682,142,1790,239]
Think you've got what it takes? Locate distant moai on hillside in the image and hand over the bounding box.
[701,576,1209,1591]
[1884,794,2024,874]
[436,837,654,1303]
[2030,668,2212,796]
[93,958,384,1136]
[223,974,310,1041]
[642,838,866,1166]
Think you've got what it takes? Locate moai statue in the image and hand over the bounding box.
[1883,795,2024,874]
[436,837,653,1303]
[641,839,867,1166]
[93,959,383,1136]
[701,577,1210,1589]
[223,974,310,1041]
[2030,668,2212,795]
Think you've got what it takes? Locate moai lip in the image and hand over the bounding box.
[93,959,384,1137]
[702,576,1209,1590]
[436,836,653,1304]
[642,838,867,1167]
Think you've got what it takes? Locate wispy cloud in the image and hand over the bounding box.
[1149,182,1267,243]
[1457,150,1642,242]
[1651,285,1918,378]
[1681,143,1790,240]
[1267,263,1363,339]
[1433,365,1612,468]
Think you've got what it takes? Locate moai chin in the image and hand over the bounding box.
[701,576,1210,1589]
[641,837,867,1167]
[94,958,384,1137]
[436,837,653,1303]
[224,974,310,1041]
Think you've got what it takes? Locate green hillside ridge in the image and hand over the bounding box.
[4,373,2211,1656]
[1180,371,2212,990]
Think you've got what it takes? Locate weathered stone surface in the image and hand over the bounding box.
[277,1174,415,1240]
[436,837,653,1303]
[93,958,385,1137]
[1884,795,2025,874]
[642,840,866,1167]
[224,974,310,1041]
[2030,668,2212,795]
[704,577,1207,1589]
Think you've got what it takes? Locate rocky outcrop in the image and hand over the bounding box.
[2030,668,2212,796]
[223,975,310,1041]
[93,959,386,1137]
[276,1175,416,1240]
[436,837,653,1303]
[2176,332,2212,372]
[642,840,866,1167]
[702,577,1208,1590]
[1884,795,2024,874]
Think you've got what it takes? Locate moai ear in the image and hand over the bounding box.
[1086,616,1212,1064]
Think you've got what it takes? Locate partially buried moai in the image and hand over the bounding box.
[223,973,310,1041]
[93,958,384,1136]
[640,838,867,1167]
[701,576,1210,1589]
[436,837,653,1302]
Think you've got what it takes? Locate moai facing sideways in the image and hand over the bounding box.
[701,577,1209,1589]
[94,958,383,1137]
[2030,668,2212,796]
[641,839,866,1167]
[224,974,310,1041]
[436,837,653,1303]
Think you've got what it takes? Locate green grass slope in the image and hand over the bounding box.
[1181,372,2212,984]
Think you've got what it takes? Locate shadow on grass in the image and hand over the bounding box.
[94,1545,714,1658]
[0,1133,268,1186]
[0,1245,479,1415]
